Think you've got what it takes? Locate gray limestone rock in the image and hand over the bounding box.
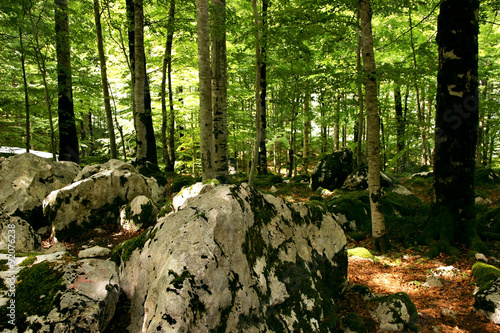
[43,160,164,241]
[0,210,41,252]
[369,292,418,332]
[0,153,80,229]
[118,184,347,332]
[78,245,112,258]
[311,148,354,191]
[172,182,215,212]
[474,277,500,324]
[119,195,159,232]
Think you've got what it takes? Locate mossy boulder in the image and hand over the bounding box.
[340,312,368,333]
[348,247,374,260]
[472,262,500,290]
[369,292,418,332]
[311,148,354,191]
[119,184,348,332]
[119,195,159,232]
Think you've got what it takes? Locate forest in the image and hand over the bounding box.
[1,0,498,174]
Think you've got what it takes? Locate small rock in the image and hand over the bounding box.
[441,307,457,319]
[392,185,412,196]
[423,276,443,288]
[475,253,488,263]
[370,292,418,332]
[270,185,278,193]
[44,242,68,254]
[348,247,374,260]
[78,246,111,258]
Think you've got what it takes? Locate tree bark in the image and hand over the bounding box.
[55,0,79,163]
[161,0,176,171]
[421,0,483,255]
[19,27,30,153]
[94,0,117,159]
[302,91,311,175]
[211,0,229,183]
[359,0,388,253]
[395,84,406,172]
[356,7,365,168]
[196,0,213,180]
[257,0,268,175]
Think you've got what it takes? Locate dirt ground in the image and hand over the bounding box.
[342,245,500,333]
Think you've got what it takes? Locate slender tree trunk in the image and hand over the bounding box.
[287,94,297,178]
[303,91,311,175]
[212,0,229,183]
[134,0,147,163]
[356,7,365,168]
[19,28,30,153]
[196,0,213,180]
[333,95,340,150]
[359,0,387,253]
[257,0,268,175]
[109,87,127,160]
[94,0,117,159]
[421,0,482,254]
[161,0,176,171]
[55,0,79,163]
[395,84,405,172]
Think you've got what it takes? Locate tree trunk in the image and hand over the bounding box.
[55,0,79,163]
[420,0,483,255]
[19,27,30,153]
[94,0,117,159]
[395,84,405,172]
[134,0,147,163]
[356,8,365,168]
[302,92,311,175]
[196,0,213,180]
[257,0,268,175]
[359,0,387,253]
[333,95,340,150]
[211,0,229,183]
[161,0,176,171]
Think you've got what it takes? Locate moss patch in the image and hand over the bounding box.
[19,255,37,267]
[324,191,371,232]
[348,247,374,260]
[0,259,8,271]
[472,262,500,290]
[340,312,367,333]
[111,227,157,265]
[0,261,64,330]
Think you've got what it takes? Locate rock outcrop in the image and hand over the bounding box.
[0,210,41,252]
[119,195,159,232]
[43,160,164,241]
[117,184,347,332]
[0,153,80,229]
[311,149,354,191]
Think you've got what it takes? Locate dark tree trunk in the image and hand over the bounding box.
[161,0,176,172]
[19,27,30,153]
[257,0,268,175]
[421,0,484,255]
[55,0,79,163]
[395,84,406,172]
[94,0,117,159]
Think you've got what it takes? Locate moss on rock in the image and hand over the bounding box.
[472,262,500,290]
[348,247,374,260]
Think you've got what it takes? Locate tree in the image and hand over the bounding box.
[133,0,157,164]
[211,0,229,183]
[93,0,117,159]
[359,0,388,253]
[161,0,176,172]
[196,0,213,180]
[55,0,79,163]
[420,0,486,256]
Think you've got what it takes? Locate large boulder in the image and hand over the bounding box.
[119,195,159,232]
[341,167,394,191]
[369,292,418,331]
[43,160,164,241]
[117,184,347,332]
[0,208,41,252]
[474,277,500,324]
[311,149,354,191]
[0,259,120,331]
[172,182,215,212]
[0,153,80,229]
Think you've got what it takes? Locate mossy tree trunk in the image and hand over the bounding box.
[420,0,484,256]
[359,0,388,253]
[55,0,79,163]
[196,0,214,180]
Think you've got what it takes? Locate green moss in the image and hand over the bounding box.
[111,227,156,265]
[348,247,374,260]
[472,262,500,290]
[324,191,371,232]
[171,175,196,193]
[341,312,367,333]
[0,259,8,271]
[19,255,37,267]
[0,261,64,329]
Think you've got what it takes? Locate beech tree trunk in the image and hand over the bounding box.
[196,0,214,180]
[302,92,311,175]
[94,0,117,159]
[420,0,483,255]
[211,0,229,183]
[161,0,176,172]
[356,8,365,168]
[359,0,388,253]
[55,0,79,163]
[19,27,30,153]
[257,0,268,175]
[395,84,406,172]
